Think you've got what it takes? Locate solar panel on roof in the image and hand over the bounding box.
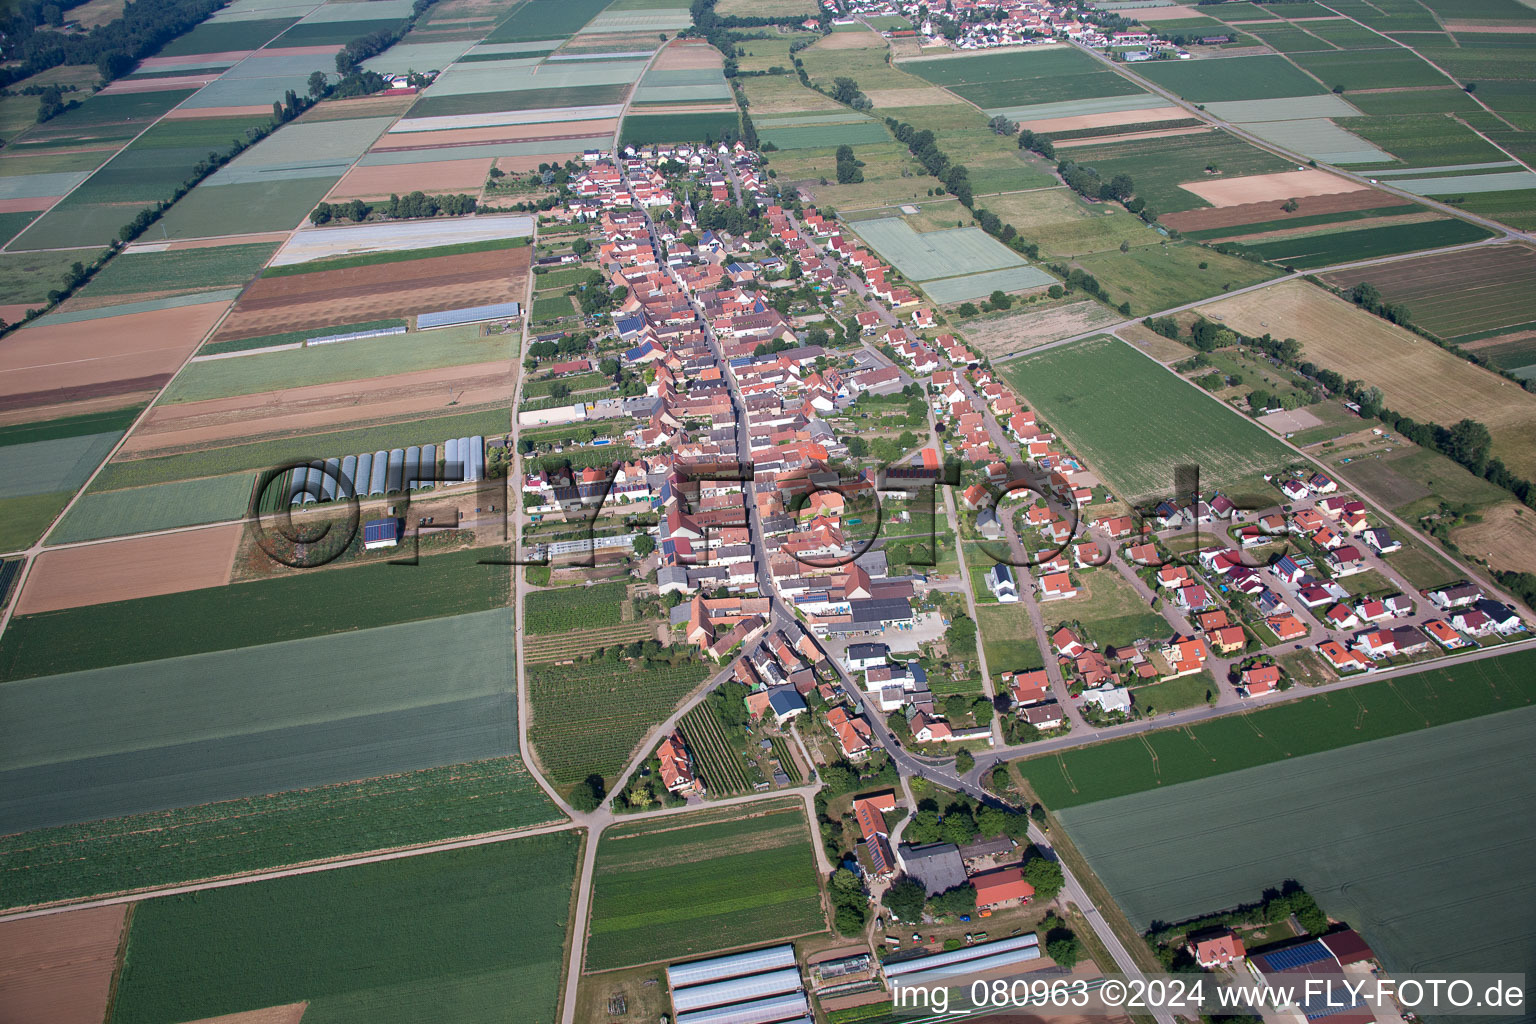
[1260,941,1335,972]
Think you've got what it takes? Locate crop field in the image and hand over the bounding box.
[1347,87,1483,115]
[0,248,107,308]
[585,803,825,971]
[524,580,628,634]
[620,111,741,146]
[1134,54,1329,102]
[978,189,1158,257]
[1001,336,1293,502]
[850,217,1025,281]
[71,240,279,303]
[151,15,297,57]
[960,299,1121,358]
[1288,47,1447,90]
[0,754,558,912]
[46,472,252,544]
[1165,192,1416,236]
[19,523,240,614]
[527,655,710,786]
[97,406,509,489]
[1059,132,1292,213]
[0,608,523,837]
[1071,241,1282,316]
[901,50,1146,115]
[1230,217,1492,268]
[0,904,125,1024]
[1342,113,1509,169]
[1320,243,1536,343]
[0,430,120,501]
[153,176,340,238]
[1200,280,1536,477]
[1019,647,1536,809]
[1057,706,1536,994]
[678,704,754,795]
[0,492,73,553]
[756,120,890,150]
[110,833,580,1024]
[0,546,509,680]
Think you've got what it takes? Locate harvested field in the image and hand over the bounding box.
[0,195,55,212]
[1020,104,1188,133]
[862,86,964,108]
[1319,243,1536,343]
[1451,501,1536,575]
[374,120,619,148]
[1200,280,1536,478]
[1056,125,1211,148]
[0,299,229,412]
[161,103,273,119]
[179,1005,308,1024]
[18,523,241,614]
[650,39,723,70]
[1112,3,1201,19]
[1179,168,1366,207]
[0,905,127,1024]
[963,300,1122,358]
[327,156,491,198]
[1161,188,1411,232]
[122,360,513,454]
[212,245,530,342]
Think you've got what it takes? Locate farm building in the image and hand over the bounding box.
[970,867,1034,910]
[666,945,809,1024]
[363,518,403,550]
[896,842,967,896]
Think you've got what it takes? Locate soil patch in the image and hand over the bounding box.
[1179,169,1367,207]
[1161,187,1409,232]
[20,522,243,613]
[0,905,127,1024]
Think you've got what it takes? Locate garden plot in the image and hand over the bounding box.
[850,217,1027,281]
[0,608,517,833]
[272,213,533,265]
[1058,707,1536,995]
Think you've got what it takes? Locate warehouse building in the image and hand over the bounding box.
[667,945,810,1024]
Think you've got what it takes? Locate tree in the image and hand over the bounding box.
[957,302,979,317]
[1445,418,1492,472]
[975,803,1009,837]
[930,883,977,916]
[906,809,943,844]
[954,748,975,774]
[885,877,926,922]
[632,533,655,557]
[96,51,133,82]
[940,805,978,845]
[308,70,329,98]
[1047,936,1082,968]
[1024,853,1065,902]
[569,774,605,811]
[829,867,869,936]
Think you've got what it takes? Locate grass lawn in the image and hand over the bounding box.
[1072,241,1283,316]
[1130,671,1214,715]
[1002,336,1294,503]
[109,832,580,1024]
[978,602,1044,673]
[586,801,825,971]
[1046,568,1170,648]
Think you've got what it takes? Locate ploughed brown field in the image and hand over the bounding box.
[0,905,127,1024]
[1160,188,1412,233]
[19,522,243,614]
[327,157,492,199]
[0,299,230,413]
[119,360,515,455]
[210,245,530,342]
[372,119,619,149]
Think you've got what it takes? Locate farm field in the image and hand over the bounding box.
[585,802,825,971]
[18,523,240,613]
[1016,647,1536,809]
[48,472,252,543]
[0,905,126,1024]
[66,241,281,304]
[1341,113,1511,169]
[1057,705,1536,1006]
[0,248,109,310]
[976,188,1160,258]
[1199,280,1536,477]
[1229,218,1493,269]
[899,47,1147,116]
[1001,336,1294,502]
[0,754,558,912]
[620,111,741,147]
[977,602,1043,676]
[1057,132,1293,214]
[109,833,580,1024]
[0,546,509,680]
[848,217,1026,281]
[1071,241,1282,316]
[524,580,629,634]
[960,300,1123,358]
[1319,243,1536,345]
[1132,54,1328,102]
[0,608,518,835]
[527,655,711,787]
[1164,192,1416,237]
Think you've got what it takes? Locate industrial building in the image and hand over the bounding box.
[667,945,810,1024]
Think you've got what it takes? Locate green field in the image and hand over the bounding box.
[532,292,577,322]
[979,190,1161,257]
[977,602,1043,674]
[1343,113,1508,168]
[1057,705,1536,1008]
[485,0,615,42]
[0,405,140,449]
[756,120,890,150]
[410,83,631,118]
[850,217,1025,281]
[1001,336,1293,502]
[1059,132,1292,214]
[1047,569,1170,649]
[77,240,280,298]
[1345,87,1482,115]
[1231,218,1493,269]
[0,430,120,502]
[586,803,825,970]
[159,327,510,404]
[1134,54,1328,102]
[152,16,298,57]
[48,472,254,543]
[901,51,1144,112]
[110,832,580,1024]
[95,407,508,490]
[620,111,742,147]
[0,247,108,306]
[0,609,524,835]
[525,580,628,634]
[153,176,340,239]
[1017,647,1536,809]
[1289,47,1447,90]
[0,754,558,911]
[0,491,74,552]
[527,655,710,786]
[1072,241,1283,316]
[0,546,509,680]
[273,17,405,47]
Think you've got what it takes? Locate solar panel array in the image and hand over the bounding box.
[1257,941,1335,973]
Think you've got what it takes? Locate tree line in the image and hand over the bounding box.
[309,191,478,225]
[0,0,225,89]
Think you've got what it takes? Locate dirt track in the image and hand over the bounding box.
[120,359,515,454]
[0,905,126,1024]
[19,524,243,614]
[212,245,530,342]
[1160,188,1411,232]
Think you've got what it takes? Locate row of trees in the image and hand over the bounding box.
[834,144,863,184]
[308,191,478,225]
[0,0,225,89]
